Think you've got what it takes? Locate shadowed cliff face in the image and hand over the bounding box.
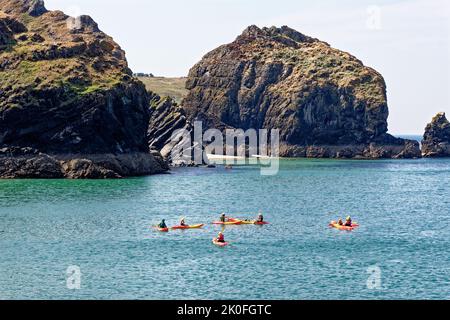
[422,113,450,157]
[0,0,167,178]
[179,25,420,159]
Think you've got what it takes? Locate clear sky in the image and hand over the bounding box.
[45,0,450,134]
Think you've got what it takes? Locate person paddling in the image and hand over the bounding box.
[220,213,227,223]
[216,232,225,243]
[256,212,264,223]
[337,218,344,226]
[158,219,167,229]
[180,217,187,227]
[344,216,352,227]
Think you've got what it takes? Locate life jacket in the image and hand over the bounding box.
[217,234,225,242]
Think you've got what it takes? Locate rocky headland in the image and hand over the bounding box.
[0,0,168,178]
[422,112,450,157]
[1,4,427,179]
[149,25,421,160]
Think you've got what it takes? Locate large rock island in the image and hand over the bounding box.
[422,112,450,157]
[0,0,167,178]
[155,25,420,159]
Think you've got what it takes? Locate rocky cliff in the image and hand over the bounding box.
[422,112,450,157]
[0,0,167,178]
[178,25,420,159]
[146,92,196,166]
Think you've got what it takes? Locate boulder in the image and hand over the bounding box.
[179,25,421,159]
[422,112,450,157]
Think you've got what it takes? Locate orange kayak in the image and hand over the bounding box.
[171,224,205,230]
[155,227,169,232]
[329,221,359,231]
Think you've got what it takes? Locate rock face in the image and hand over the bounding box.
[147,93,192,162]
[0,0,167,178]
[180,25,420,159]
[422,113,450,157]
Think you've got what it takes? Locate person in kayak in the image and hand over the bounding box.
[344,216,352,227]
[158,219,167,229]
[220,213,227,223]
[216,232,225,243]
[337,218,344,226]
[180,217,187,227]
[256,213,264,223]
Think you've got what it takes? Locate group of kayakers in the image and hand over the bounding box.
[215,212,264,242]
[157,212,266,244]
[157,214,354,244]
[219,212,264,224]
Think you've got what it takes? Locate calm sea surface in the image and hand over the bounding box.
[0,158,449,300]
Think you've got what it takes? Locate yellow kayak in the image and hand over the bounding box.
[228,218,269,225]
[171,224,205,230]
[212,220,242,225]
[238,220,257,225]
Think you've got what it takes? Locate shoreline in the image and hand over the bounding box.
[0,150,169,179]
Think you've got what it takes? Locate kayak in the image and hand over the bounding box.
[254,221,269,225]
[171,224,205,230]
[212,220,242,225]
[212,238,229,247]
[329,221,359,231]
[155,227,169,232]
[237,220,256,225]
[229,218,269,225]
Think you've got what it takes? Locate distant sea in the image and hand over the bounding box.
[394,134,422,142]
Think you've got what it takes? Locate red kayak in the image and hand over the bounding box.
[155,227,169,232]
[254,221,269,225]
[212,238,229,247]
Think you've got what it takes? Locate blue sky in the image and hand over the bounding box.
[45,0,449,134]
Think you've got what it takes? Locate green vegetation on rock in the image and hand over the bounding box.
[138,76,188,104]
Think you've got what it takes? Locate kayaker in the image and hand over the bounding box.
[180,217,187,226]
[220,213,226,223]
[337,218,344,226]
[344,216,352,227]
[216,232,225,243]
[158,219,167,229]
[257,213,264,223]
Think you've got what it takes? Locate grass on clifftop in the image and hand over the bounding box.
[138,76,187,103]
[0,55,123,97]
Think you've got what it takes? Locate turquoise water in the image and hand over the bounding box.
[0,159,449,300]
